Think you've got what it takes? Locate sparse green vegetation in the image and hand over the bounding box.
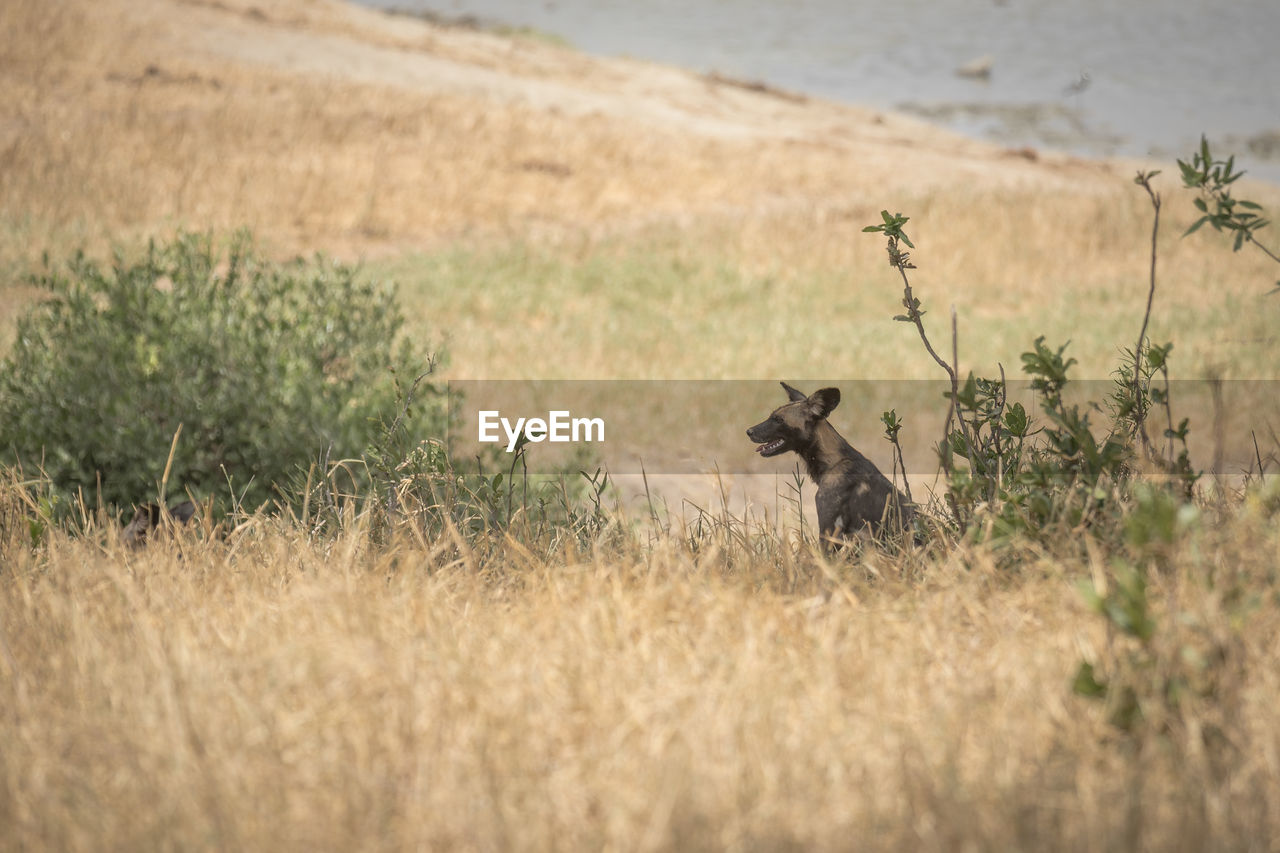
[0,232,443,516]
[856,157,1274,757]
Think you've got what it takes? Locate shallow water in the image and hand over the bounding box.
[360,0,1280,183]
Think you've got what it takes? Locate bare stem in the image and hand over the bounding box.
[889,239,972,523]
[896,264,959,472]
[896,263,957,389]
[1247,234,1280,266]
[1133,173,1160,456]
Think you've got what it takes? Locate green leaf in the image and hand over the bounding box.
[955,373,980,409]
[1183,217,1209,237]
[1224,159,1245,184]
[898,232,915,249]
[1178,159,1201,187]
[861,225,884,233]
[1004,402,1029,437]
[1072,661,1108,699]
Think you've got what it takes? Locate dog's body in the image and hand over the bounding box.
[747,383,914,547]
[122,499,197,548]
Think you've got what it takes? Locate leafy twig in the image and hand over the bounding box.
[1179,135,1280,274]
[864,210,972,521]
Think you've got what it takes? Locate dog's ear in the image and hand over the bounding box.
[807,387,841,419]
[780,381,807,403]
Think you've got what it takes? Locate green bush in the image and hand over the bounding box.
[0,231,443,513]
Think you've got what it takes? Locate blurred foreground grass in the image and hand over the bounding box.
[2,493,1279,850]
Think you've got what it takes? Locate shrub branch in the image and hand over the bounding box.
[1132,170,1161,455]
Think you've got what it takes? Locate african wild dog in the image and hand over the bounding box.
[122,499,197,548]
[747,382,915,548]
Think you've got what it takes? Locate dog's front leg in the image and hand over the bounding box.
[815,489,844,554]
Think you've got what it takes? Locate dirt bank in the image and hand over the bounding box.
[0,0,1123,260]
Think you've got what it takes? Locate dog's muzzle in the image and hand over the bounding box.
[747,425,787,457]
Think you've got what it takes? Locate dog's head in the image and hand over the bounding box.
[745,382,841,457]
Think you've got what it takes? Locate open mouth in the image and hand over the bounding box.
[756,439,786,456]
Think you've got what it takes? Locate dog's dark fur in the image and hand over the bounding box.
[122,500,197,548]
[747,382,915,548]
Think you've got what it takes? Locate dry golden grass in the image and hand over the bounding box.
[5,1,1280,848]
[2,498,1279,851]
